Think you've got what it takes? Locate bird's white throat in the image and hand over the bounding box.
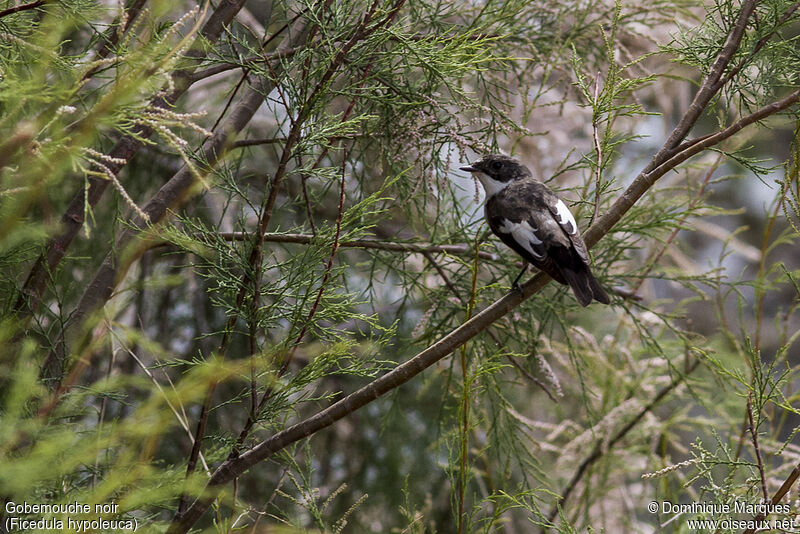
[474,171,510,198]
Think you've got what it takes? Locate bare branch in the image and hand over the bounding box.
[212,232,500,261]
[0,0,47,20]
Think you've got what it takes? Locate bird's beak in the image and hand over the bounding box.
[460,165,477,172]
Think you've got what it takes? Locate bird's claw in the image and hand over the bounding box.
[511,281,524,296]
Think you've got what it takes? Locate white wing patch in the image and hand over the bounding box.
[554,199,578,235]
[497,219,544,259]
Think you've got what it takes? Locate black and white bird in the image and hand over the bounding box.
[460,154,610,306]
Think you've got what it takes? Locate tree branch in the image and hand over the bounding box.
[582,88,800,249]
[187,47,302,83]
[211,232,500,261]
[647,0,756,171]
[0,0,47,19]
[81,0,149,82]
[39,17,311,388]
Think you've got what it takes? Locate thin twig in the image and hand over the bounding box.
[281,147,350,376]
[754,185,786,351]
[631,152,723,297]
[583,88,800,249]
[251,0,392,244]
[213,232,500,260]
[300,176,318,235]
[0,0,47,19]
[226,17,387,457]
[176,15,312,515]
[232,134,366,148]
[718,1,800,92]
[591,72,603,225]
[456,234,480,534]
[188,47,301,83]
[747,393,769,503]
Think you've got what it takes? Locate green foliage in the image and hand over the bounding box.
[3,0,800,532]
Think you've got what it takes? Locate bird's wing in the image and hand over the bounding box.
[488,216,548,262]
[545,195,590,264]
[486,186,569,283]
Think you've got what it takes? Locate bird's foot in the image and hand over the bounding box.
[511,281,524,296]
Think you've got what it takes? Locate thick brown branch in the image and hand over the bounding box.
[231,133,365,148]
[647,0,757,171]
[0,0,47,19]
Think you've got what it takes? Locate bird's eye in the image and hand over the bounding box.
[491,161,502,171]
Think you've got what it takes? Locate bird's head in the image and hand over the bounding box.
[460,154,532,198]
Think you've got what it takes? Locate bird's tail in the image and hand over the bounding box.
[561,266,610,307]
